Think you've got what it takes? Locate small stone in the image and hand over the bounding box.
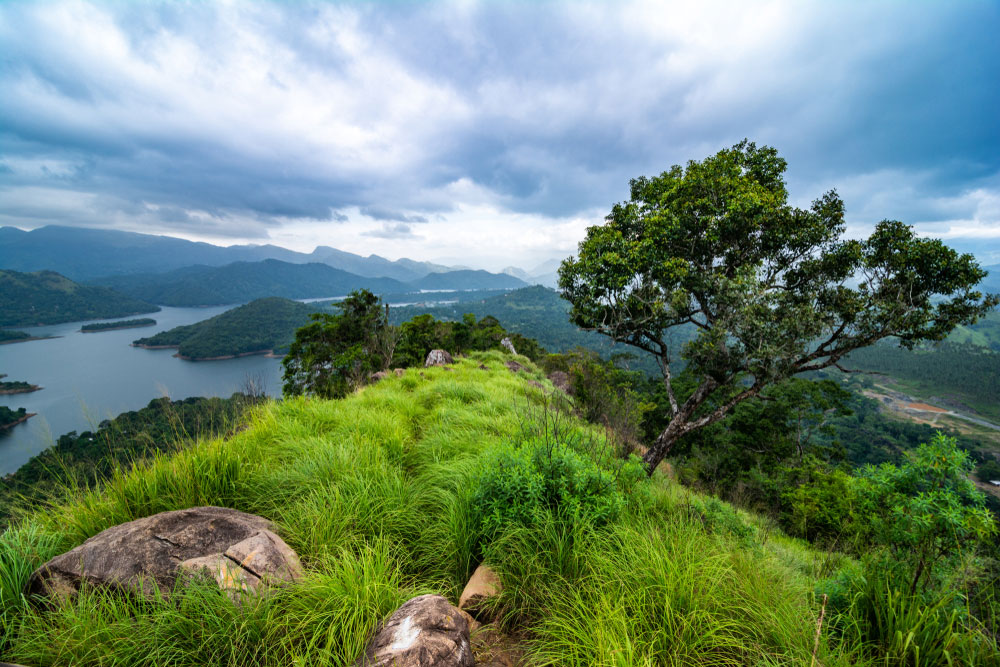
[459,564,502,619]
[425,349,454,367]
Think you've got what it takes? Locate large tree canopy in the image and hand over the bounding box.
[559,141,998,474]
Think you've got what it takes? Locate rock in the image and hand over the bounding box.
[355,594,473,667]
[394,368,405,377]
[29,506,302,600]
[371,370,390,383]
[478,364,488,371]
[500,337,517,355]
[425,349,454,367]
[547,370,572,394]
[504,360,524,374]
[459,564,502,618]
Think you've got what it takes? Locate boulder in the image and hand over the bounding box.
[500,337,517,355]
[394,368,405,377]
[547,370,572,395]
[504,360,525,374]
[29,506,302,600]
[371,370,390,383]
[459,564,502,619]
[425,349,454,367]
[355,594,473,667]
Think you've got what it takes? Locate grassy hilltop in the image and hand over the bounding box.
[0,353,996,665]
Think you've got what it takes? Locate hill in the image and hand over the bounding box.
[391,285,668,373]
[0,270,159,327]
[0,225,453,282]
[410,269,528,291]
[89,260,528,307]
[92,260,409,307]
[133,297,317,359]
[0,353,903,665]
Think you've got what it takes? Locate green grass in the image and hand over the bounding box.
[1,351,996,665]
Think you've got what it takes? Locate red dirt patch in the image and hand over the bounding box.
[905,402,948,413]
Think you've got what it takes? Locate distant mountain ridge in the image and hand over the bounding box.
[0,225,456,282]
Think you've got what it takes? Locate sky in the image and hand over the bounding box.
[1,0,999,271]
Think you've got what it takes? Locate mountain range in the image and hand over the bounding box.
[0,226,457,282]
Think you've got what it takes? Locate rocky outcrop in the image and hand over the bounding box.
[504,360,525,374]
[500,337,517,355]
[355,594,473,667]
[29,506,302,600]
[371,370,390,383]
[547,370,572,394]
[425,349,454,367]
[459,564,502,620]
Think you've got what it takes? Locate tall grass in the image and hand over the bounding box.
[1,351,996,665]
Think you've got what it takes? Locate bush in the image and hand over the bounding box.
[470,435,643,544]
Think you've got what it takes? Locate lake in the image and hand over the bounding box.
[0,306,284,475]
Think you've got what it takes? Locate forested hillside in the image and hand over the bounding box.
[133,297,317,359]
[0,270,159,327]
[90,260,408,307]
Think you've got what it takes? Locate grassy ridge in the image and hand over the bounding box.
[0,353,985,665]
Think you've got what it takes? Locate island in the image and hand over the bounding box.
[0,405,35,431]
[133,297,317,360]
[0,374,42,395]
[81,318,157,333]
[0,329,56,345]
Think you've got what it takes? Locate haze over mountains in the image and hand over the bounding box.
[0,225,546,285]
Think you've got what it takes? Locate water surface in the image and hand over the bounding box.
[0,306,283,475]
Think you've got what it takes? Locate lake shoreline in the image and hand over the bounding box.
[0,385,42,395]
[0,413,37,432]
[81,323,156,333]
[0,336,60,345]
[175,349,276,361]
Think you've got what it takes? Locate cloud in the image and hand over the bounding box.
[361,222,419,239]
[0,1,998,265]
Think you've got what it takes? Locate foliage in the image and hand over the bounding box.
[0,269,159,327]
[134,297,316,359]
[392,285,663,374]
[282,290,391,399]
[471,434,643,546]
[0,330,30,343]
[0,394,255,527]
[3,353,928,665]
[846,341,1000,421]
[558,140,998,473]
[80,318,156,332]
[0,406,29,429]
[392,312,541,367]
[978,459,1000,482]
[92,259,408,307]
[0,380,37,393]
[855,434,997,596]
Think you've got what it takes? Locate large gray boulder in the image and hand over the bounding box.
[29,506,302,600]
[425,349,454,367]
[355,594,473,667]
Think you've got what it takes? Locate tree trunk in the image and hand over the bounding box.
[642,419,686,476]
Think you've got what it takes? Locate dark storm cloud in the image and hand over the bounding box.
[0,0,998,248]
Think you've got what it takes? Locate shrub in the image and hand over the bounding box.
[470,435,642,543]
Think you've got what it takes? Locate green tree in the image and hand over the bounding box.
[558,140,998,474]
[855,433,997,595]
[282,289,392,399]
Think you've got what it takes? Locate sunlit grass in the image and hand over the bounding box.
[1,350,996,665]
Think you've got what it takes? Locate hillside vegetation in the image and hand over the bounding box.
[0,353,867,665]
[0,270,159,327]
[91,260,409,307]
[133,297,316,359]
[3,353,995,665]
